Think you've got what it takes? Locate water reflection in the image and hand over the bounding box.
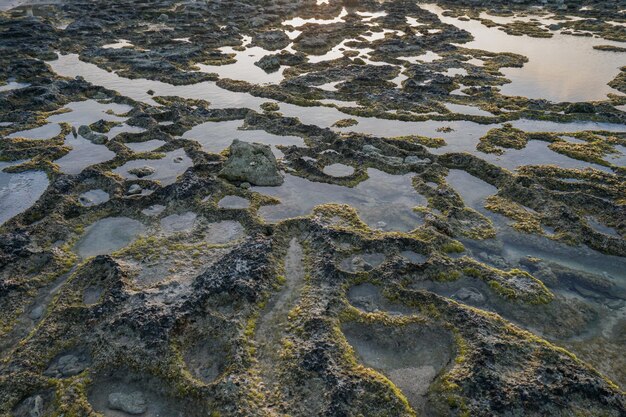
[253,169,426,231]
[422,3,625,102]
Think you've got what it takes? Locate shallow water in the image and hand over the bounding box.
[323,163,355,177]
[182,119,304,157]
[1,0,625,412]
[446,169,497,212]
[55,134,116,175]
[74,217,146,258]
[422,4,625,102]
[160,212,197,234]
[113,148,193,186]
[125,139,166,153]
[46,53,626,170]
[78,189,110,207]
[48,54,267,109]
[253,169,426,231]
[217,195,250,209]
[0,162,48,225]
[196,37,286,85]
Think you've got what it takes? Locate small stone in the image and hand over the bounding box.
[404,155,430,165]
[107,391,147,415]
[240,182,251,189]
[172,156,184,163]
[77,125,107,144]
[147,89,155,96]
[56,354,86,376]
[128,184,143,195]
[128,166,155,178]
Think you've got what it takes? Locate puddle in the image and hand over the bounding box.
[48,54,267,109]
[205,220,246,244]
[0,162,49,225]
[160,212,197,235]
[196,37,286,85]
[102,39,133,49]
[126,140,166,153]
[83,286,104,305]
[113,148,193,186]
[282,8,347,27]
[423,3,625,102]
[342,321,454,413]
[88,372,186,417]
[182,332,230,384]
[445,103,493,117]
[55,134,116,175]
[141,204,166,217]
[400,251,428,265]
[48,100,131,126]
[586,216,620,238]
[8,99,133,143]
[217,195,250,209]
[322,163,355,177]
[79,189,110,207]
[347,283,411,315]
[128,245,231,288]
[8,123,62,140]
[182,119,304,157]
[446,169,497,212]
[254,169,427,232]
[74,217,146,258]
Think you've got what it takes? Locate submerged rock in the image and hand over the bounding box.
[107,391,147,415]
[220,139,283,186]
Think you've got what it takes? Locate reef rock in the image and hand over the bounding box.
[220,139,283,186]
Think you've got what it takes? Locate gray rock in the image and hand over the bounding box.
[220,140,283,186]
[107,391,147,415]
[45,353,89,377]
[29,395,44,417]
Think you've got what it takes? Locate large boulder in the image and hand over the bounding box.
[220,140,283,186]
